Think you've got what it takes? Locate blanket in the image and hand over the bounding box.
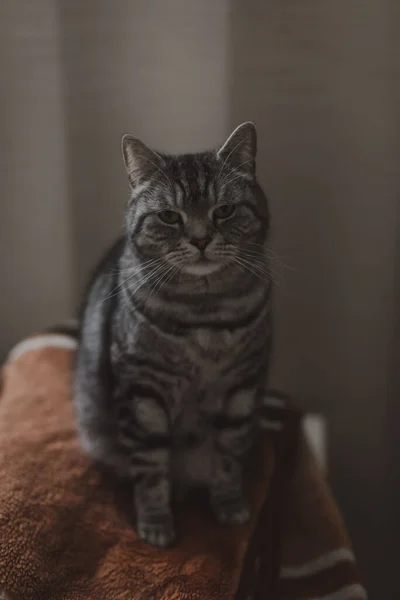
[0,329,367,599]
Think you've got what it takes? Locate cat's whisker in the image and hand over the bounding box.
[145,264,176,307]
[123,262,168,307]
[241,245,294,272]
[100,275,143,305]
[238,250,281,274]
[110,257,160,275]
[240,257,281,284]
[233,256,280,287]
[119,261,160,275]
[231,257,268,282]
[237,250,269,268]
[245,243,291,264]
[147,266,173,299]
[157,266,178,296]
[245,242,282,257]
[100,259,162,305]
[239,249,268,261]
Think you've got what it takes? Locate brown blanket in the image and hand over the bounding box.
[0,331,367,600]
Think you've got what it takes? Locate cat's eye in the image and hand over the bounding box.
[157,210,182,225]
[214,204,236,219]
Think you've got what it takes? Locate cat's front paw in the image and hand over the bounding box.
[136,516,176,548]
[213,499,251,525]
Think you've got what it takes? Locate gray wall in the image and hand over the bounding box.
[0,1,398,597]
[0,0,74,352]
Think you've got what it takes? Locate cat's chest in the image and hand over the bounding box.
[191,328,234,352]
[184,327,242,369]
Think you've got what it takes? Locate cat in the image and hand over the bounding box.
[74,122,272,548]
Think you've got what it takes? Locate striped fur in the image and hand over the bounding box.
[75,123,273,547]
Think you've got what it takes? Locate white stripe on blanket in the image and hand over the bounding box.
[309,583,368,600]
[281,548,355,578]
[8,334,77,362]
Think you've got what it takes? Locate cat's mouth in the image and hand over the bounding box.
[181,259,222,277]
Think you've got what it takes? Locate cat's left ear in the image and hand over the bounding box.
[121,134,165,189]
[217,122,257,178]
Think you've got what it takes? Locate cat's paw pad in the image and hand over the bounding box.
[136,518,176,548]
[214,502,250,525]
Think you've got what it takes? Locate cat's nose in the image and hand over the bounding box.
[189,237,211,251]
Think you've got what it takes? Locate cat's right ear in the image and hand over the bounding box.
[121,134,164,189]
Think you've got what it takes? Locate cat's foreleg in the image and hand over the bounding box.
[117,395,175,548]
[210,387,257,525]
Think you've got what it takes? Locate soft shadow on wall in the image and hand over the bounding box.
[227,1,397,597]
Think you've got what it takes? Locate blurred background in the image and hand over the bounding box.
[0,1,398,597]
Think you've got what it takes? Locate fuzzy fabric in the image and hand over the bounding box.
[0,331,367,600]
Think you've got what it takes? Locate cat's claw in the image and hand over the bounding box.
[137,520,176,548]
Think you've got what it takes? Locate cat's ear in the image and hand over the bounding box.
[121,134,164,188]
[217,122,257,177]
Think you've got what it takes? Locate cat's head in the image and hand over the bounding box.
[121,122,269,277]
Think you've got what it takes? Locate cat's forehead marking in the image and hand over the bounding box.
[174,180,186,208]
[168,155,220,211]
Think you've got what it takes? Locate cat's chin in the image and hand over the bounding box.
[181,261,222,277]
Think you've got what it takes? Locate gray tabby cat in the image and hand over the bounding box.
[75,122,272,548]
